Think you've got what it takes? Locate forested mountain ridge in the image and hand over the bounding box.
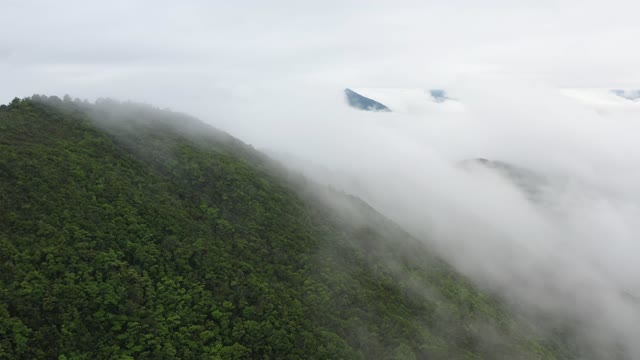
[0,96,562,359]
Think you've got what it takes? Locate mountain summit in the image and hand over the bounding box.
[344,88,391,112]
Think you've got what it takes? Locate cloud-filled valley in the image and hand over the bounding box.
[253,85,640,356]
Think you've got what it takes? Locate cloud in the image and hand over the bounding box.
[4,1,640,104]
[231,82,640,356]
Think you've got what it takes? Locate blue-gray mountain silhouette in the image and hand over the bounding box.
[611,89,640,101]
[344,88,390,111]
[429,89,449,103]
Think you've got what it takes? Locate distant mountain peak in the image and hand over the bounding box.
[429,89,449,103]
[611,89,640,101]
[344,88,391,112]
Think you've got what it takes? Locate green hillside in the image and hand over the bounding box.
[0,96,559,359]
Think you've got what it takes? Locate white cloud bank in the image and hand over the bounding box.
[230,83,640,357]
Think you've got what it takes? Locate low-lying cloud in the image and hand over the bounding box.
[216,83,640,357]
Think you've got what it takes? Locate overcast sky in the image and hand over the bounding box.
[2,0,640,115]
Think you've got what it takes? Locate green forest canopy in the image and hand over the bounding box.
[0,96,569,359]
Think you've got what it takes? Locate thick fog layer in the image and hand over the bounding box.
[4,0,640,356]
[237,84,640,356]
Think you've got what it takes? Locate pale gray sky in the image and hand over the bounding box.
[2,0,640,113]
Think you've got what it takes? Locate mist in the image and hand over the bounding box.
[211,82,640,356]
[4,0,640,356]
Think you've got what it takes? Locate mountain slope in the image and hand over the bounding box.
[459,158,549,202]
[344,89,391,112]
[0,96,560,359]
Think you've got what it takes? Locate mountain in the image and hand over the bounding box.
[611,89,640,101]
[429,89,450,103]
[459,158,548,201]
[343,88,464,115]
[344,88,391,112]
[560,88,640,111]
[0,96,566,359]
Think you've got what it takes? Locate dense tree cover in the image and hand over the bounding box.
[0,96,562,359]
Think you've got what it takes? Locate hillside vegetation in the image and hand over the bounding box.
[0,96,562,359]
